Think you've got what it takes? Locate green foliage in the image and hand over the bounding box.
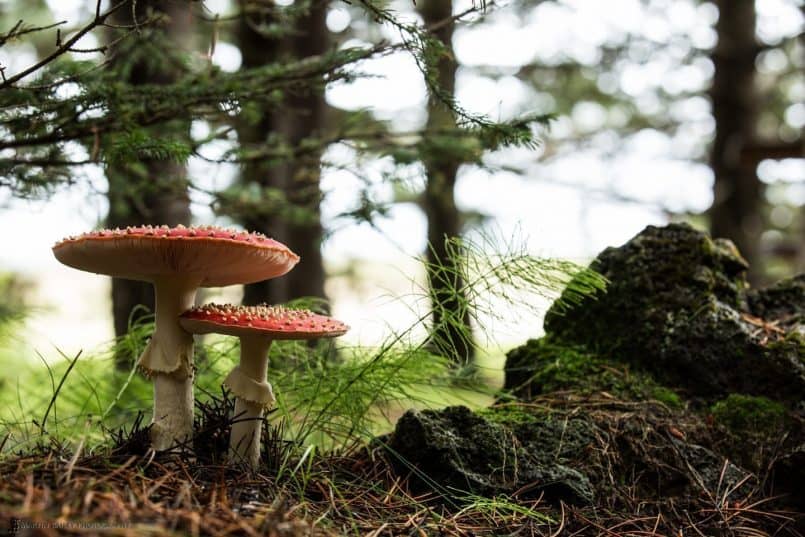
[215,183,322,228]
[106,129,191,164]
[355,1,545,140]
[0,0,548,214]
[0,318,451,454]
[649,386,683,409]
[453,494,554,524]
[0,19,381,197]
[235,0,318,40]
[422,233,607,360]
[0,273,31,395]
[275,346,453,446]
[710,394,787,436]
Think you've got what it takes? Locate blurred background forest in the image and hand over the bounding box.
[0,0,802,377]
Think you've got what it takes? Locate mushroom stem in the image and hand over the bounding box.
[143,275,200,451]
[152,372,194,451]
[228,336,273,469]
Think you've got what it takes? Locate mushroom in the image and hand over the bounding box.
[52,225,299,450]
[179,303,348,469]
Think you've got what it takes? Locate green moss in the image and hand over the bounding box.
[649,386,683,409]
[505,336,682,407]
[527,340,602,392]
[478,404,542,426]
[710,394,786,435]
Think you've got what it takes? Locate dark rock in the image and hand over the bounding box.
[747,274,805,329]
[615,431,752,501]
[539,223,805,401]
[680,442,750,498]
[504,339,547,393]
[385,403,760,511]
[770,445,805,510]
[386,406,594,505]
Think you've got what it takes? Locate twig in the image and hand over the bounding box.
[0,0,128,88]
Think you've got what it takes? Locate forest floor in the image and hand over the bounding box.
[1,388,801,537]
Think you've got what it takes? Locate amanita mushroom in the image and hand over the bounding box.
[52,225,299,450]
[179,303,348,469]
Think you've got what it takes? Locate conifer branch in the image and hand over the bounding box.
[0,20,67,48]
[0,0,129,89]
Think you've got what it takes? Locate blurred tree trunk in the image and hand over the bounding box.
[237,1,328,307]
[708,0,761,280]
[235,3,285,305]
[106,1,193,369]
[418,0,474,365]
[281,1,328,307]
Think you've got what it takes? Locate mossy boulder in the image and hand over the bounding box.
[541,223,805,401]
[504,337,595,395]
[504,336,682,408]
[746,273,805,325]
[386,404,755,510]
[386,406,595,505]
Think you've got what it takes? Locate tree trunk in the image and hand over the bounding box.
[418,0,474,364]
[235,4,286,306]
[709,0,761,280]
[236,2,328,307]
[282,2,328,306]
[106,1,192,369]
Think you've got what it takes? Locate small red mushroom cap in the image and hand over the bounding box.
[179,303,349,340]
[53,225,299,286]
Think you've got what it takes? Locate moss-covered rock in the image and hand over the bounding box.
[503,337,598,395]
[746,273,805,324]
[386,403,756,511]
[503,336,682,408]
[387,406,595,505]
[542,223,805,402]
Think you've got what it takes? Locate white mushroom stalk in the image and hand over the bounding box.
[52,225,299,451]
[180,303,349,469]
[228,336,275,467]
[145,275,201,450]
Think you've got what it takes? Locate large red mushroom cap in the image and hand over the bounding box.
[179,303,349,339]
[52,225,299,286]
